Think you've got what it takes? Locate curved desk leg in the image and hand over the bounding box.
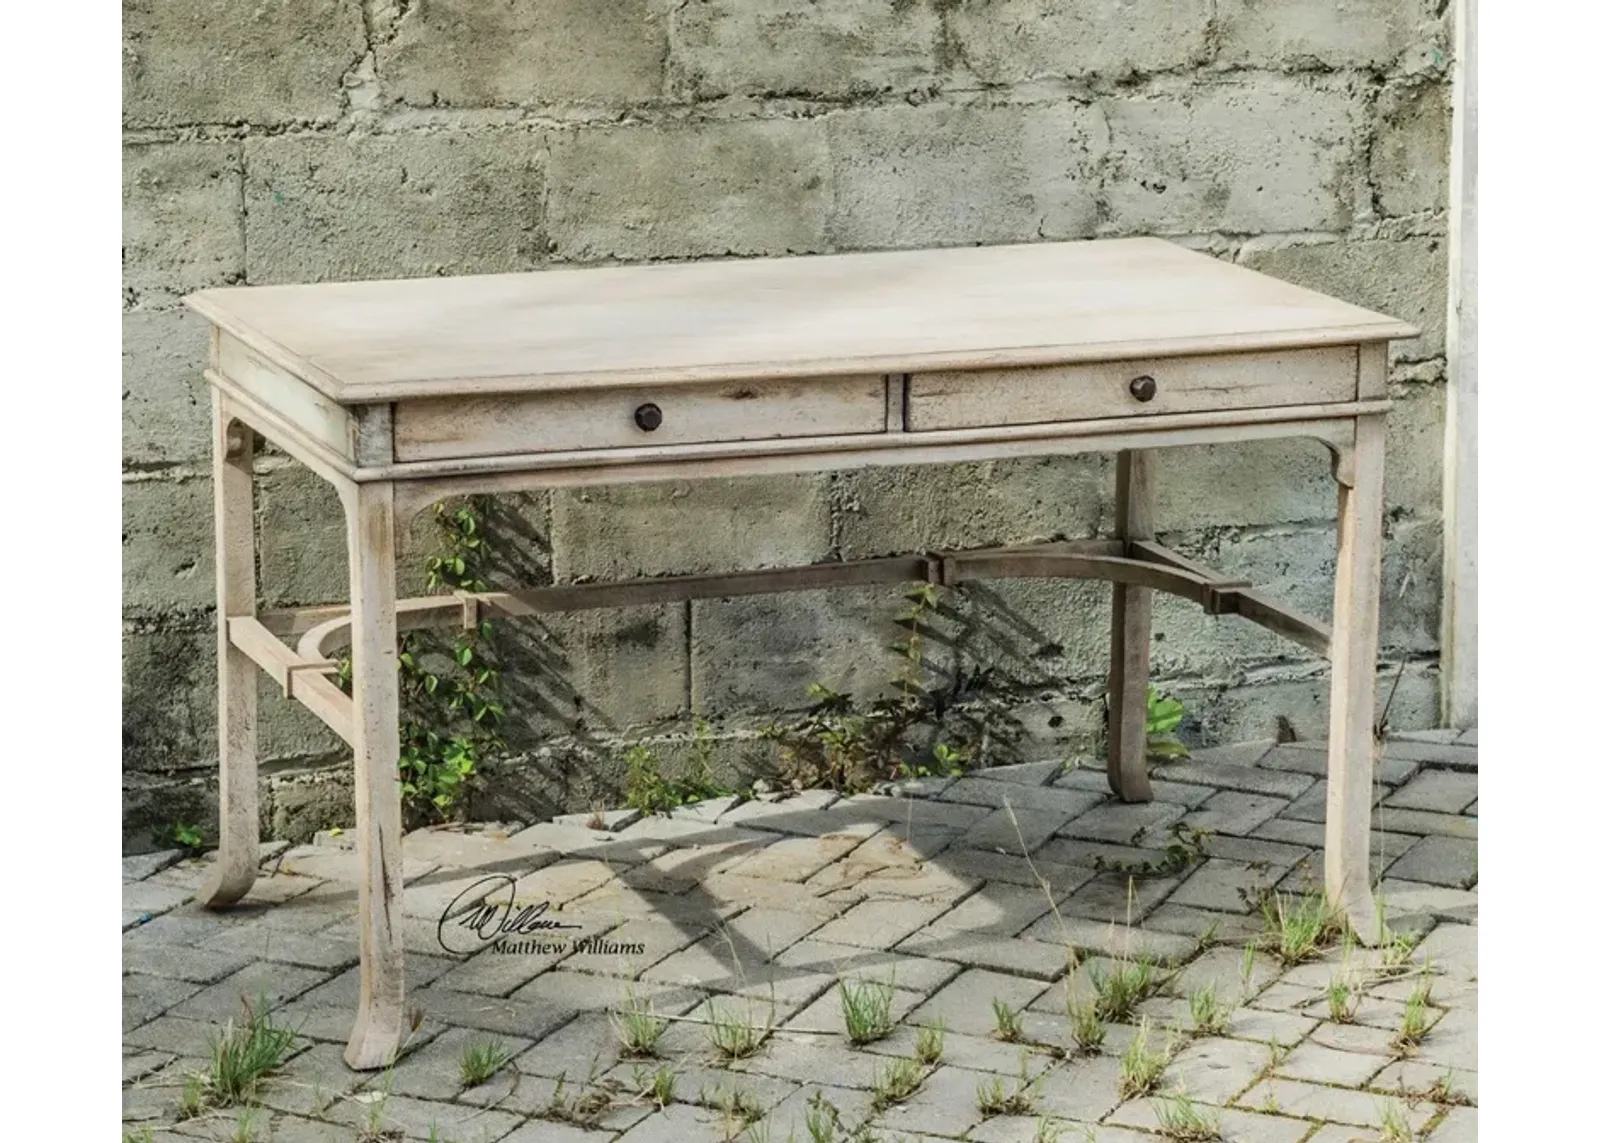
[1325,415,1385,943]
[342,480,409,1070]
[1107,450,1155,802]
[198,395,260,907]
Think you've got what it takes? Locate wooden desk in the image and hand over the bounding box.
[185,237,1416,1068]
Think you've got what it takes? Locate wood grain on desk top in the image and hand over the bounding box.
[185,238,1418,405]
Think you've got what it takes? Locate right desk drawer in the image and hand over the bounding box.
[904,346,1358,431]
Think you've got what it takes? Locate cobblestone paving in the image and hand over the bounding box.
[123,733,1477,1142]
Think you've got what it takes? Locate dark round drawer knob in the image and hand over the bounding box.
[1128,375,1158,403]
[633,402,663,432]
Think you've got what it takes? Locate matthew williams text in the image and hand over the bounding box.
[491,936,647,957]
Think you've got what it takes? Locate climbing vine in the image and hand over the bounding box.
[339,497,503,823]
[760,582,975,792]
[334,504,1201,819]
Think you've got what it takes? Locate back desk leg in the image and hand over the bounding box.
[1107,450,1155,803]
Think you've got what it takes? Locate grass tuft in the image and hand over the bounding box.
[1257,891,1343,966]
[1326,974,1360,1024]
[805,1090,844,1143]
[198,994,301,1110]
[1066,981,1106,1055]
[1154,1092,1222,1141]
[706,998,770,1061]
[1033,1118,1070,1143]
[611,988,667,1059]
[976,1053,1039,1117]
[840,976,897,1046]
[1118,1017,1172,1100]
[1378,1099,1415,1142]
[1392,981,1433,1051]
[633,1063,675,1108]
[1187,980,1231,1037]
[1090,955,1162,1022]
[915,1020,946,1066]
[544,1064,622,1127]
[871,1057,924,1109]
[704,1081,764,1131]
[459,1035,513,1088]
[992,997,1025,1042]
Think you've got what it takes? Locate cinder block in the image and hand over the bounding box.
[1187,663,1440,747]
[1386,381,1446,515]
[1373,80,1452,217]
[243,130,547,285]
[691,584,957,715]
[1238,236,1448,362]
[546,118,830,261]
[122,141,243,308]
[835,455,1107,560]
[123,309,210,467]
[943,578,1113,690]
[550,476,831,580]
[477,493,553,587]
[1152,437,1338,531]
[122,0,364,127]
[493,605,690,741]
[1149,525,1336,678]
[123,477,214,615]
[123,772,220,855]
[1381,514,1443,654]
[379,0,667,107]
[268,767,355,843]
[824,101,1107,248]
[998,695,1105,766]
[465,739,629,825]
[258,463,444,607]
[668,0,937,99]
[123,628,217,774]
[946,0,1211,82]
[257,464,348,607]
[1212,0,1441,70]
[258,671,347,764]
[1101,75,1360,234]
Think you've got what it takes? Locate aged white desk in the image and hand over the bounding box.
[184,237,1416,1068]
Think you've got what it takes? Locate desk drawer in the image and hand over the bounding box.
[393,375,889,462]
[904,347,1357,431]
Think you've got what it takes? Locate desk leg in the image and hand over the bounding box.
[342,480,409,1070]
[1107,450,1155,802]
[1325,415,1385,943]
[198,396,259,907]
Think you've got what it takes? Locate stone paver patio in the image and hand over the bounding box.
[124,732,1477,1142]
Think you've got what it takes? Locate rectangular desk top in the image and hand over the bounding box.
[185,238,1416,406]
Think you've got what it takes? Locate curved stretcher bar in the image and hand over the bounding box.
[253,540,1332,676]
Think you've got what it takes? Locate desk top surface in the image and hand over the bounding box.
[186,237,1417,404]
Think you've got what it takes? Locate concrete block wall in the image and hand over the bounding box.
[122,0,1455,847]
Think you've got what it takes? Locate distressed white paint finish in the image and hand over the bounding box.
[187,236,1418,1066]
[214,332,358,460]
[195,390,259,908]
[906,345,1356,430]
[1443,0,1477,729]
[184,238,1415,402]
[393,374,887,461]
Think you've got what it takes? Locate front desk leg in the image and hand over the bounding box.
[198,395,260,906]
[1107,450,1155,802]
[341,480,409,1070]
[1325,416,1386,943]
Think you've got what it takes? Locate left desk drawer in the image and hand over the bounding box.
[392,375,890,462]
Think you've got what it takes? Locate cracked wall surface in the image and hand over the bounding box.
[122,0,1456,849]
